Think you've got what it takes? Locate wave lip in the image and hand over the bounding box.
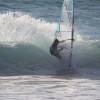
[0,11,57,45]
[0,11,98,46]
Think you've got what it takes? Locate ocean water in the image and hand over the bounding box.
[0,0,100,100]
[0,0,100,71]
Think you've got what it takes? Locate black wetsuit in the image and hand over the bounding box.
[50,39,61,59]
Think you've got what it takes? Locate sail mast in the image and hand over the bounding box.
[68,0,74,68]
[72,0,74,41]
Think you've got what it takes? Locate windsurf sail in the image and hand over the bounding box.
[55,0,74,68]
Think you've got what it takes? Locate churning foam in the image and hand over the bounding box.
[0,11,97,47]
[0,11,57,44]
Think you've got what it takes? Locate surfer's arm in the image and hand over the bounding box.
[59,38,75,43]
[59,38,72,43]
[57,47,63,52]
[67,38,75,41]
[59,40,66,43]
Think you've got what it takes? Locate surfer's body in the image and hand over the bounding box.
[50,39,65,59]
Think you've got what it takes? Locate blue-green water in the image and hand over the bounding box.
[0,0,100,75]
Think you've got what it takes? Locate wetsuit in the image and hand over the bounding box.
[50,39,62,59]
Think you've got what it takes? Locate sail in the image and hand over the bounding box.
[56,0,73,40]
[56,0,74,67]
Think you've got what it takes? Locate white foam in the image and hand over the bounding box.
[0,11,99,48]
[0,11,56,44]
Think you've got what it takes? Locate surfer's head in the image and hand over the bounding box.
[54,39,59,44]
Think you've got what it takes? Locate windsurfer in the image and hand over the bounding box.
[50,39,66,59]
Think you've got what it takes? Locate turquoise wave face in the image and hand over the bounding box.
[0,44,62,76]
[73,41,100,68]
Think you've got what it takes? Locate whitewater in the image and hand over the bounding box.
[0,0,100,100]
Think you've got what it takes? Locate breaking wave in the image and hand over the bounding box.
[0,11,98,45]
[0,11,99,71]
